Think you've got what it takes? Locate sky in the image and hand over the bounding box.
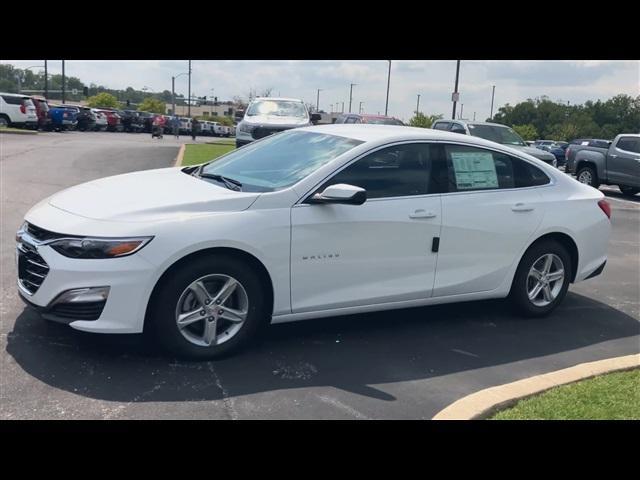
[4,60,639,121]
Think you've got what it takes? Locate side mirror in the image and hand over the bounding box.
[310,113,321,124]
[308,184,367,205]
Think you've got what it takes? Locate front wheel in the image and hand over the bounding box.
[576,166,600,188]
[149,255,269,359]
[509,240,571,317]
[619,186,639,197]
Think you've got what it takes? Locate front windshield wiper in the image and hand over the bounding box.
[198,173,243,191]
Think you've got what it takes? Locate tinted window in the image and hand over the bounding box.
[345,116,358,124]
[616,137,640,154]
[443,144,550,192]
[317,143,444,199]
[432,122,451,131]
[2,95,26,105]
[466,124,526,146]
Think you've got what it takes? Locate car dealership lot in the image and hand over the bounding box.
[1,131,638,419]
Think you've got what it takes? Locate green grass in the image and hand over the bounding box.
[490,369,640,420]
[182,143,235,166]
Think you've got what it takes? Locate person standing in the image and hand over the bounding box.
[173,116,180,139]
[191,118,199,141]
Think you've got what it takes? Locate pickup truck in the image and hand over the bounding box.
[48,105,78,131]
[566,134,640,196]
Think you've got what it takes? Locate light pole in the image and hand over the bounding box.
[172,71,189,116]
[385,60,391,116]
[359,101,364,114]
[348,83,356,113]
[187,60,192,117]
[416,94,421,117]
[330,104,333,113]
[62,60,66,104]
[451,60,460,120]
[490,85,496,120]
[341,102,344,113]
[316,89,322,112]
[44,60,48,99]
[460,103,464,119]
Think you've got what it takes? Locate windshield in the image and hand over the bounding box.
[467,124,526,146]
[247,100,307,118]
[200,130,363,192]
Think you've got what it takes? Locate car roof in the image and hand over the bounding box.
[435,119,511,128]
[252,97,303,103]
[0,92,31,98]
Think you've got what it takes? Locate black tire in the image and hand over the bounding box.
[0,115,11,128]
[619,186,640,197]
[509,240,572,317]
[148,254,269,360]
[576,165,600,188]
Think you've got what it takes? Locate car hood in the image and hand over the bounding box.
[47,167,260,222]
[511,145,556,161]
[243,114,310,126]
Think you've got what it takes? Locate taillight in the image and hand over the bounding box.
[598,199,611,219]
[20,104,26,114]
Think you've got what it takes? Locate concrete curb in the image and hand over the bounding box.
[432,353,640,420]
[0,129,38,135]
[173,143,186,167]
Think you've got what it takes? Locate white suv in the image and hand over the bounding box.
[0,92,38,129]
[236,97,319,148]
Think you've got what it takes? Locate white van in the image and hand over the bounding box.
[179,117,192,134]
[0,93,38,128]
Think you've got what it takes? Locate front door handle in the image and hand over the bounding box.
[409,209,437,219]
[512,203,534,212]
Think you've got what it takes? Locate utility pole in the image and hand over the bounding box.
[316,89,322,112]
[460,103,464,119]
[62,60,66,104]
[348,83,356,113]
[473,111,476,121]
[490,85,496,120]
[416,94,421,116]
[172,77,175,116]
[341,102,344,113]
[187,60,192,117]
[385,60,391,116]
[44,60,48,99]
[359,101,363,114]
[330,104,333,113]
[451,60,460,120]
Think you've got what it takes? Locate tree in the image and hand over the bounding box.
[408,112,443,128]
[512,124,538,141]
[86,92,119,109]
[138,97,166,114]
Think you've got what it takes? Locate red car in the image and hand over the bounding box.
[30,96,52,130]
[97,109,123,132]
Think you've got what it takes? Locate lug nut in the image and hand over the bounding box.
[200,310,206,316]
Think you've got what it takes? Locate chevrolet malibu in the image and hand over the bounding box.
[16,125,611,359]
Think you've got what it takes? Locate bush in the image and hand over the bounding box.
[86,92,119,109]
[138,98,166,114]
[512,124,538,141]
[408,113,443,129]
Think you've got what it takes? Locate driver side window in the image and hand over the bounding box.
[316,143,445,199]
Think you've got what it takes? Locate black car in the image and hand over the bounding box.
[119,110,144,133]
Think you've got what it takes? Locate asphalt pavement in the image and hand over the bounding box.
[1,131,638,419]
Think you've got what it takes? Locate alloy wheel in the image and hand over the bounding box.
[527,254,565,307]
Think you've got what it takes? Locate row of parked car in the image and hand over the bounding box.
[0,92,235,137]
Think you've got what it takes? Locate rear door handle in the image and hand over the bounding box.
[512,203,534,212]
[409,209,437,219]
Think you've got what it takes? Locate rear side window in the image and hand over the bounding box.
[432,122,451,131]
[442,144,550,192]
[616,137,640,154]
[345,116,358,124]
[2,95,25,105]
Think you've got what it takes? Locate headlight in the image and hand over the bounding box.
[238,122,255,133]
[48,236,153,259]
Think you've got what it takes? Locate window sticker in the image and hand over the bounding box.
[451,151,498,190]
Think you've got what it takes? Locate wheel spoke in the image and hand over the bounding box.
[542,255,553,274]
[529,269,543,281]
[542,284,553,302]
[219,306,247,323]
[190,280,212,306]
[213,278,237,305]
[203,319,217,346]
[177,308,204,328]
[528,282,543,300]
[547,269,564,282]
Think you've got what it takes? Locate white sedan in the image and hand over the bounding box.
[16,125,611,358]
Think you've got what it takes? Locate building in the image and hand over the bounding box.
[166,102,240,119]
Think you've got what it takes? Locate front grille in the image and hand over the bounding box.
[252,127,287,140]
[49,301,106,321]
[17,242,50,294]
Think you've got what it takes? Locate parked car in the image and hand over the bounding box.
[199,121,214,136]
[235,97,321,148]
[162,115,174,134]
[97,109,123,132]
[179,117,192,134]
[212,122,226,137]
[566,134,639,196]
[540,142,569,167]
[16,125,610,359]
[137,111,154,133]
[48,105,78,131]
[334,113,405,125]
[30,96,52,131]
[431,120,558,167]
[120,110,144,132]
[533,140,557,149]
[91,109,108,131]
[0,92,38,129]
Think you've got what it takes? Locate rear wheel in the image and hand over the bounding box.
[0,115,10,128]
[576,166,600,188]
[620,186,639,197]
[149,254,269,359]
[510,240,571,317]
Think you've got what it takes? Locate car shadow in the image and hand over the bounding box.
[5,292,639,404]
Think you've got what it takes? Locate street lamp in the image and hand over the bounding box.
[359,101,364,114]
[316,89,322,112]
[172,72,189,116]
[416,94,421,117]
[452,60,461,120]
[490,85,496,120]
[385,60,391,116]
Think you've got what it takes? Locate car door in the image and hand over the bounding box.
[608,136,640,188]
[433,143,549,297]
[290,142,444,313]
